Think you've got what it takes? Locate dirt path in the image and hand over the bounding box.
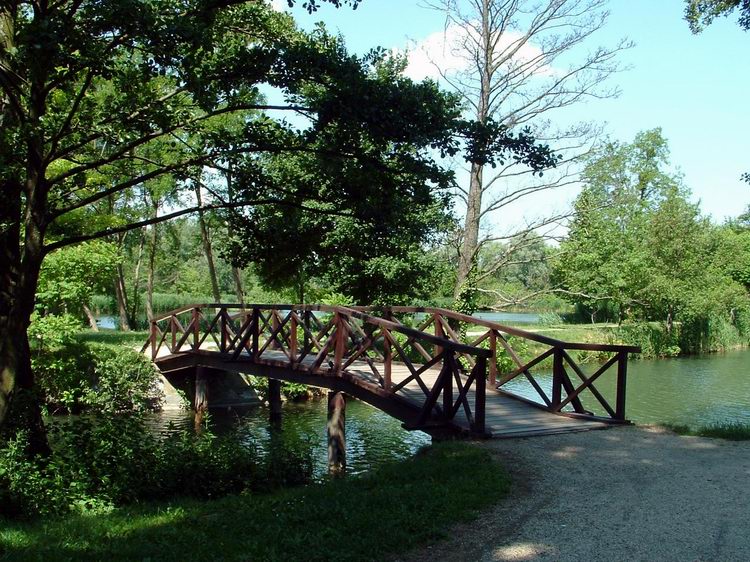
[401,426,750,562]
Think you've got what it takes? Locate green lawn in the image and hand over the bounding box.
[0,442,509,562]
[77,329,150,348]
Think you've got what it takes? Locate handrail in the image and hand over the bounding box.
[145,303,636,426]
[217,305,492,358]
[152,303,639,353]
[352,306,641,354]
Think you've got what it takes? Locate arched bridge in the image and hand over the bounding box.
[142,305,639,438]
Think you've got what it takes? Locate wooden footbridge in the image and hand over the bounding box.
[142,304,638,440]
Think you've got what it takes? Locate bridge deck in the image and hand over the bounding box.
[156,344,606,438]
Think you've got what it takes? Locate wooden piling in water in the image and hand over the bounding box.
[268,378,282,425]
[327,391,346,474]
[195,366,208,413]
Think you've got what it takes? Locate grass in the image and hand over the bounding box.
[664,421,750,441]
[0,442,509,562]
[77,329,150,348]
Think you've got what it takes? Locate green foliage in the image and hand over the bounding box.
[610,322,682,358]
[555,129,750,354]
[36,242,121,316]
[537,312,563,326]
[249,377,315,402]
[31,334,160,414]
[0,442,507,560]
[0,415,313,519]
[27,313,82,351]
[685,0,750,31]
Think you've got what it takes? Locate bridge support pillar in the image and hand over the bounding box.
[327,391,346,474]
[268,379,283,425]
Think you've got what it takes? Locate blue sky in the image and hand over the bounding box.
[283,0,750,223]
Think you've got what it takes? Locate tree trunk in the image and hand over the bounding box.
[114,265,131,331]
[83,304,99,331]
[232,267,245,307]
[225,164,245,307]
[146,203,158,321]
[455,162,484,298]
[0,180,50,453]
[129,227,146,325]
[194,182,221,303]
[454,1,491,299]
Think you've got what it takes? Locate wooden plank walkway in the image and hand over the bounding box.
[161,346,606,438]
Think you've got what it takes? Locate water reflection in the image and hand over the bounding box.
[144,400,431,479]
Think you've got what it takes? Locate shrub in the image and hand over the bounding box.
[32,339,161,414]
[0,415,314,519]
[610,322,681,359]
[84,344,161,412]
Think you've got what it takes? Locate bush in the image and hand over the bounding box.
[33,340,161,414]
[0,415,314,519]
[250,376,315,402]
[610,322,681,359]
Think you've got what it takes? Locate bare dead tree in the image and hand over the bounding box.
[418,0,632,300]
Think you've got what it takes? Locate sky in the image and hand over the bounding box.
[277,0,750,225]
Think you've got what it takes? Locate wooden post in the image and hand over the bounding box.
[290,313,298,365]
[303,310,310,355]
[220,308,227,353]
[383,330,392,391]
[488,330,497,387]
[616,351,628,421]
[268,378,282,425]
[195,366,208,413]
[271,310,280,351]
[434,312,443,359]
[551,348,563,410]
[333,313,346,374]
[251,308,259,360]
[192,307,200,350]
[150,320,157,359]
[473,356,486,434]
[327,391,346,474]
[170,316,177,352]
[442,350,453,421]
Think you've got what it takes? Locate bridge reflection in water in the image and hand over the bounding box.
[143,305,638,467]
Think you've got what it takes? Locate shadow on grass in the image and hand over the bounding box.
[0,442,510,562]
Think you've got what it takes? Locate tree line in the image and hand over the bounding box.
[2,0,749,451]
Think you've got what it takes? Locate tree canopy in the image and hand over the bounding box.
[555,129,750,352]
[0,0,558,436]
[685,0,750,32]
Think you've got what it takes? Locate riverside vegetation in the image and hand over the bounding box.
[1,0,749,559]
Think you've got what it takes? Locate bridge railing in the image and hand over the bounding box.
[351,307,639,423]
[143,304,493,434]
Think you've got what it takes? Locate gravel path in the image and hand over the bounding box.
[402,426,750,562]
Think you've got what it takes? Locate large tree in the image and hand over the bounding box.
[418,0,630,300]
[555,128,749,343]
[0,0,556,443]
